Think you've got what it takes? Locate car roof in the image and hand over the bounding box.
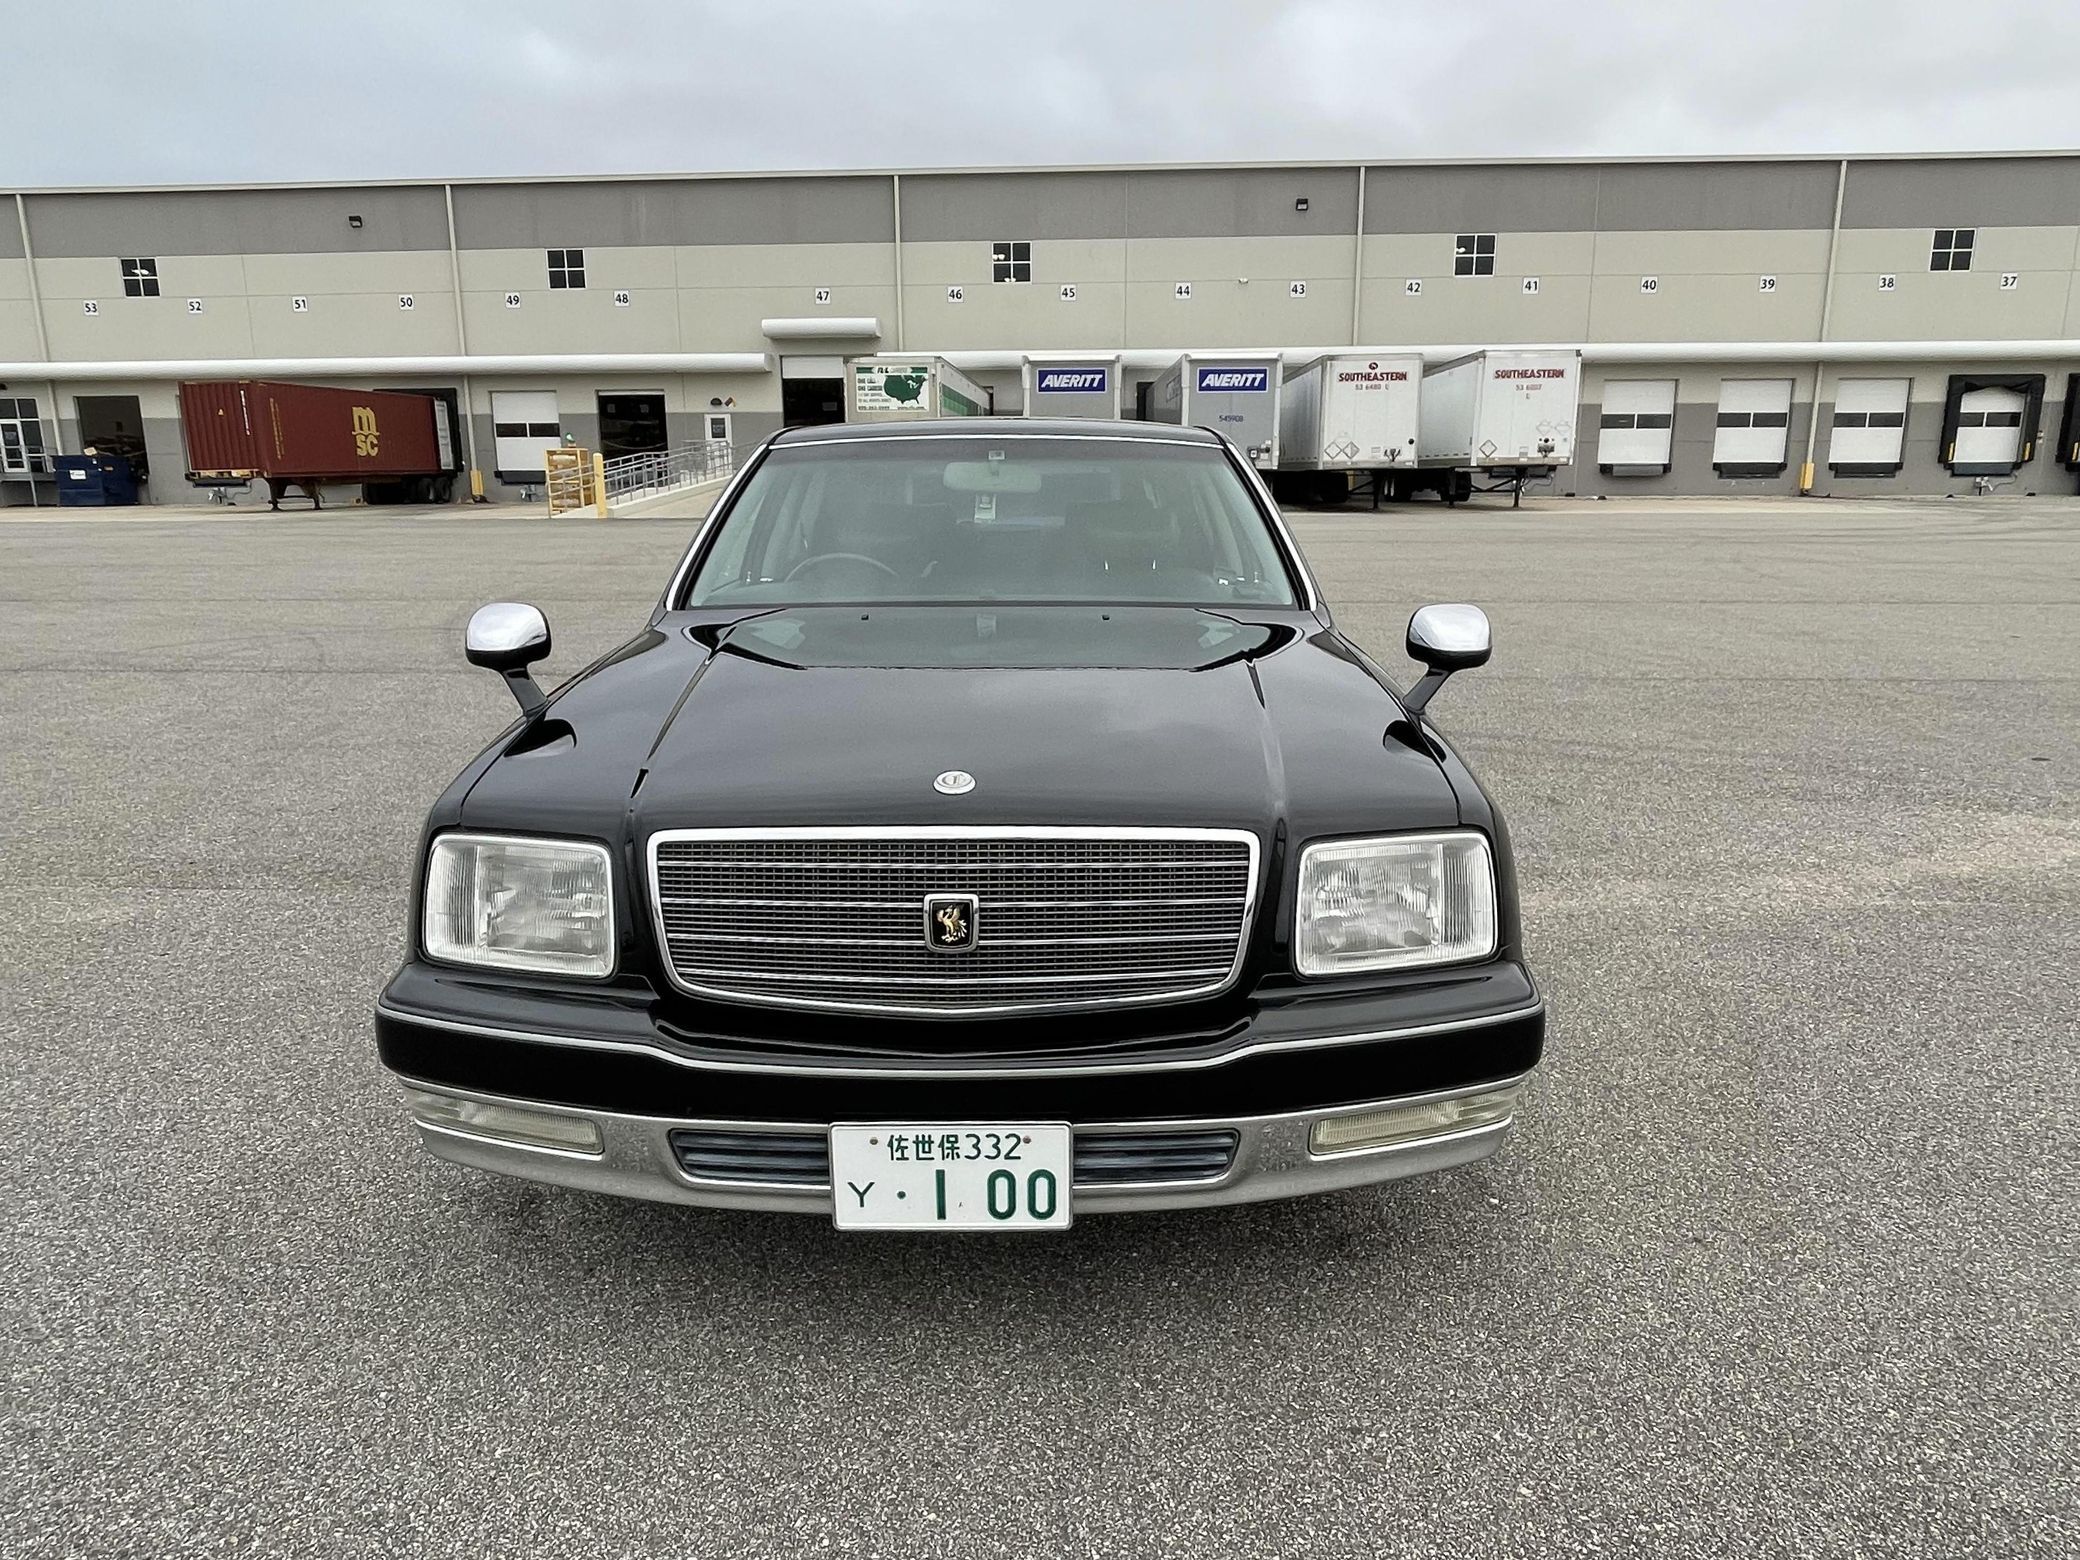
[769,418,1222,445]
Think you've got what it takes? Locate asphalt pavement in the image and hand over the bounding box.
[3,495,2074,1557]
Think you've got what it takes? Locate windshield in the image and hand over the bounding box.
[684,436,1299,608]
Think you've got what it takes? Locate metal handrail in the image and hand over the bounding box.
[600,441,735,506]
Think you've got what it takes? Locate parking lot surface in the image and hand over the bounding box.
[4,496,2074,1557]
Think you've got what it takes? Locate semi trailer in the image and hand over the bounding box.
[1275,353,1425,505]
[1416,350,1581,504]
[178,380,454,509]
[845,356,991,422]
[1145,353,1286,466]
[1020,355,1124,418]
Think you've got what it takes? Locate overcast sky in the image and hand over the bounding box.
[11,0,2080,186]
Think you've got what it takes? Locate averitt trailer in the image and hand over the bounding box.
[845,356,991,422]
[1145,353,1286,466]
[1416,349,1580,504]
[1277,353,1424,505]
[177,380,451,510]
[1020,356,1124,419]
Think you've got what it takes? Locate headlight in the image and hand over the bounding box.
[1294,831,1496,976]
[423,833,615,978]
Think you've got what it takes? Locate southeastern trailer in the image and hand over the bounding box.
[178,380,452,510]
[1145,353,1286,466]
[845,356,991,422]
[1416,349,1581,505]
[1275,353,1425,506]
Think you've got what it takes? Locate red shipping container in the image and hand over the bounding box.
[179,380,444,507]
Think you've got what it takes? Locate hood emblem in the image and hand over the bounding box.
[925,893,979,952]
[933,770,976,795]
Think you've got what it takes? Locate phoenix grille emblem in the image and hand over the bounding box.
[924,894,978,952]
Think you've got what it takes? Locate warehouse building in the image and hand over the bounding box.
[5,151,2080,505]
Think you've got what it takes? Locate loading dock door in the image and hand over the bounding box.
[598,393,667,463]
[492,392,561,480]
[75,395,150,483]
[1950,386,2026,472]
[780,355,845,428]
[1828,378,1909,475]
[1596,379,1677,473]
[1712,379,1793,476]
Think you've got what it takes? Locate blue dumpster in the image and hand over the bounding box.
[54,452,140,506]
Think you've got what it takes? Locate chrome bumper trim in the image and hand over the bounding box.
[374,997,1543,1080]
[394,1076,1526,1215]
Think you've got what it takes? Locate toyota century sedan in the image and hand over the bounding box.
[376,419,1543,1228]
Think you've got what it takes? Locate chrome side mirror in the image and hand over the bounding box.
[466,601,552,718]
[1401,602,1490,717]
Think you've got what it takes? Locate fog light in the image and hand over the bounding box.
[404,1089,604,1155]
[1309,1085,1521,1157]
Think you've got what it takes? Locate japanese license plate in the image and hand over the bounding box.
[829,1123,1072,1230]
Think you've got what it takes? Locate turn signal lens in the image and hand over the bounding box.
[404,1089,604,1155]
[1309,1085,1521,1156]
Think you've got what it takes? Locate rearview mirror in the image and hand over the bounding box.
[466,601,552,718]
[1401,602,1490,717]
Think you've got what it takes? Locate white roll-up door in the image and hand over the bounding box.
[1828,378,1909,473]
[1952,386,2027,470]
[1712,379,1793,473]
[491,391,561,477]
[1596,379,1677,470]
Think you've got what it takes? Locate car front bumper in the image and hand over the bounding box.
[394,1074,1531,1216]
[376,961,1543,1216]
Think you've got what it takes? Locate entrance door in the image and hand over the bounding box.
[75,395,148,482]
[598,393,667,463]
[780,355,846,427]
[1952,387,2026,471]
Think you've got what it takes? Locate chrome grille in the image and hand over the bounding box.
[649,828,1259,1015]
[668,1127,1241,1188]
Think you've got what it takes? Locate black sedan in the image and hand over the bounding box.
[376,419,1543,1228]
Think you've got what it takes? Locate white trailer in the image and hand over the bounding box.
[1416,349,1580,503]
[1021,355,1123,419]
[845,356,991,422]
[1276,353,1424,504]
[1144,352,1286,466]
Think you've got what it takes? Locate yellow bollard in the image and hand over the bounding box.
[594,452,609,518]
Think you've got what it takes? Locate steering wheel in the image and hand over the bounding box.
[784,552,901,583]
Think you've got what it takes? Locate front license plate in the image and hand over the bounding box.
[829,1123,1072,1230]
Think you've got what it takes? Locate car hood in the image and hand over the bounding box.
[460,610,1465,846]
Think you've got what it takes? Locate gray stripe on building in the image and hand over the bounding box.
[1839,156,2080,230]
[22,187,454,258]
[450,177,895,250]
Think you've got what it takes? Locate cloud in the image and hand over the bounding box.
[7,0,2079,186]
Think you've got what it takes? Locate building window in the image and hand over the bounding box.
[992,240,1031,284]
[120,258,159,297]
[1453,235,1496,276]
[547,248,586,289]
[0,398,48,475]
[1930,229,1974,271]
